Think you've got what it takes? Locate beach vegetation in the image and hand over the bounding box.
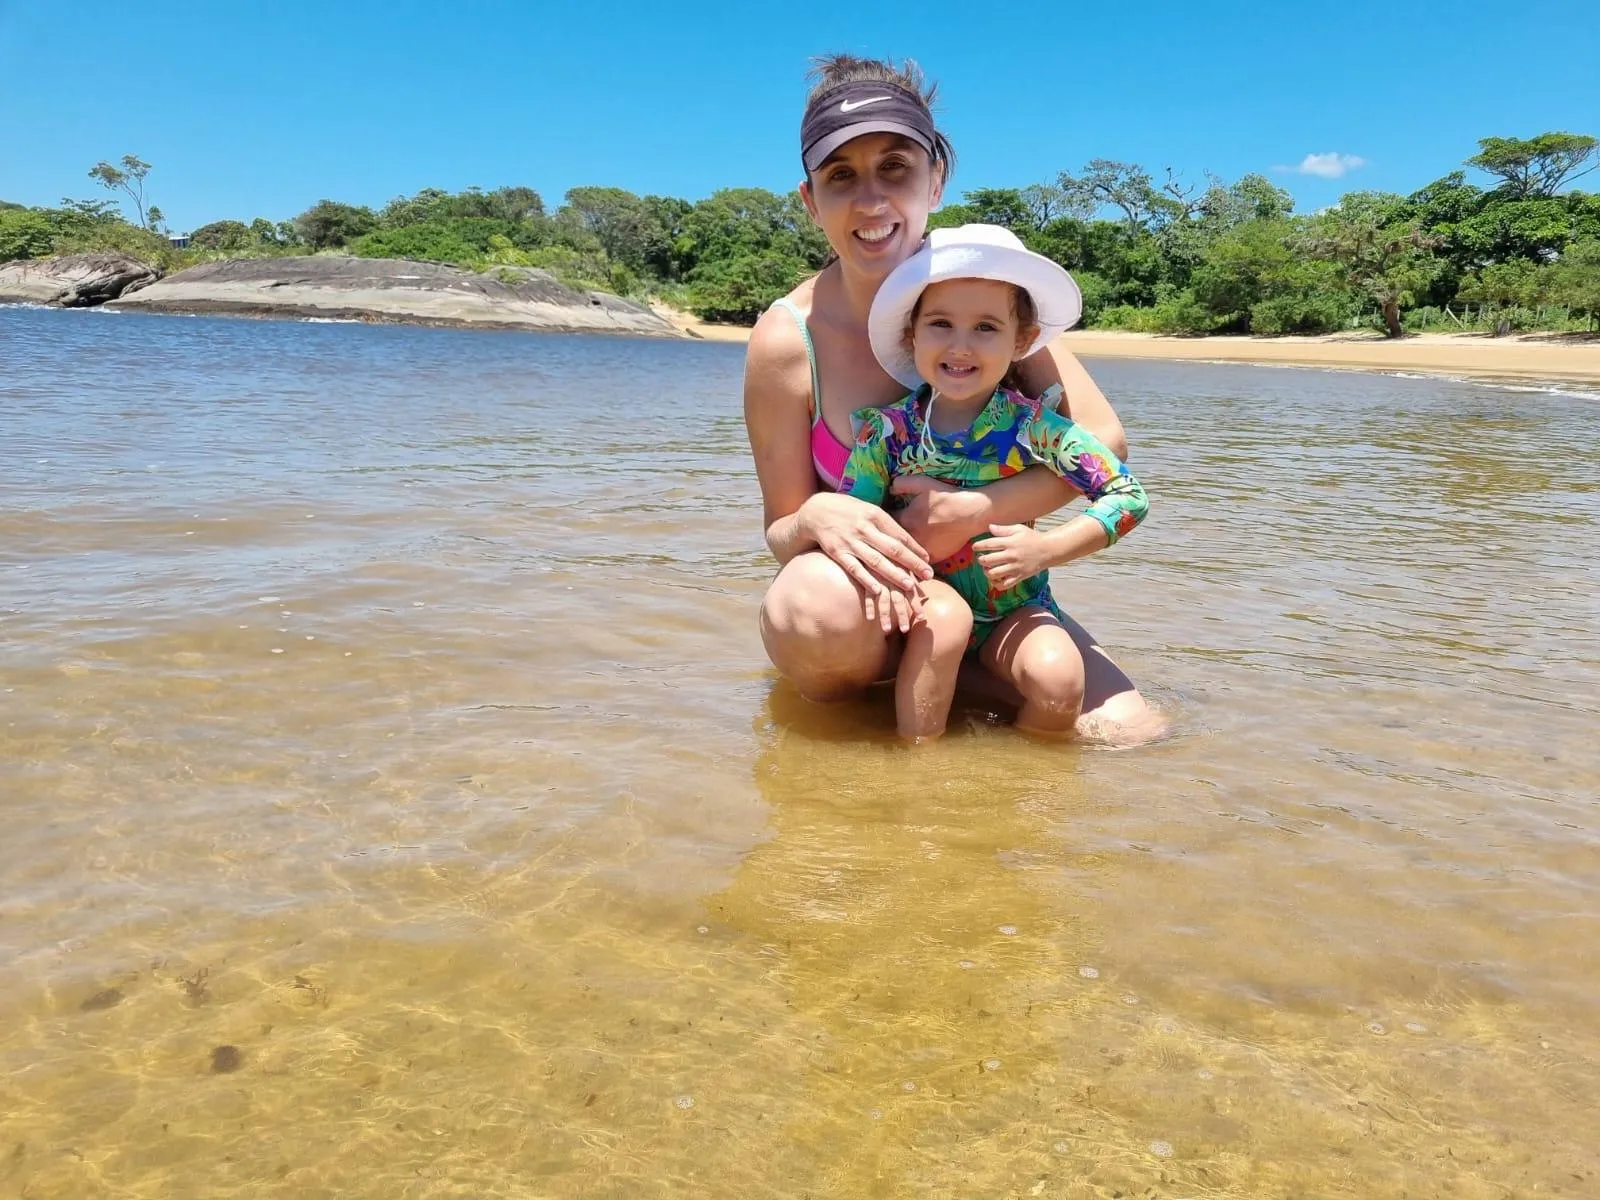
[88,155,156,229]
[5,132,1595,337]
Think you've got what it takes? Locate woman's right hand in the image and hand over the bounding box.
[799,491,934,633]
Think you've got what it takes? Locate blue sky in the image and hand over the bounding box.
[2,0,1595,232]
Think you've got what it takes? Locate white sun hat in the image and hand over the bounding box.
[868,223,1084,391]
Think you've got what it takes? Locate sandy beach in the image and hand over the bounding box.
[656,304,1600,384]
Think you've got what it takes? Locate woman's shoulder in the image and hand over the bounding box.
[746,278,819,370]
[745,288,819,398]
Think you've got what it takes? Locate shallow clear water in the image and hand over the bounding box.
[3,306,1598,1198]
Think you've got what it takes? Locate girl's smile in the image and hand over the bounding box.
[909,278,1036,413]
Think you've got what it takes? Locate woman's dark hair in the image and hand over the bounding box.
[805,53,957,185]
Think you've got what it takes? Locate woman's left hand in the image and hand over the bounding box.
[891,475,987,562]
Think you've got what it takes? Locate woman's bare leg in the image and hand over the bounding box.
[1054,609,1168,746]
[758,551,897,701]
[894,581,972,742]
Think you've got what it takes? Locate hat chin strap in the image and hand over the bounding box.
[919,385,945,456]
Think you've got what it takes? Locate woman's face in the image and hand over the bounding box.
[801,132,945,281]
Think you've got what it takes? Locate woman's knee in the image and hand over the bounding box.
[759,553,889,699]
[1066,622,1168,746]
[761,553,867,640]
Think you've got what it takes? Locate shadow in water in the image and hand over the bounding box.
[695,682,1122,1191]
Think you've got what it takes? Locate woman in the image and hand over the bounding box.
[743,54,1163,743]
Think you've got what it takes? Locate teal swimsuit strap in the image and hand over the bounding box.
[769,298,823,424]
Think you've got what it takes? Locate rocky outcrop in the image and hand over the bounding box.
[0,252,160,307]
[107,255,684,337]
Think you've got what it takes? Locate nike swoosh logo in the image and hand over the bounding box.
[839,96,892,113]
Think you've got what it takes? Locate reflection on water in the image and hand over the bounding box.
[2,306,1598,1197]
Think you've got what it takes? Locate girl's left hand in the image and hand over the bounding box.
[974,524,1052,591]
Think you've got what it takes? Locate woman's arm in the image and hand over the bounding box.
[743,309,826,564]
[742,307,932,590]
[1016,335,1129,461]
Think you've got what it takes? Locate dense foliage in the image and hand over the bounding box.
[3,132,1595,335]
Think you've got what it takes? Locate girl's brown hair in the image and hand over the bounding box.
[805,53,957,185]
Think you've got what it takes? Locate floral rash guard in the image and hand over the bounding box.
[839,385,1149,645]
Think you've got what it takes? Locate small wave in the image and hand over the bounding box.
[1383,370,1600,400]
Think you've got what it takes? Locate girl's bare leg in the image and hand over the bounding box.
[978,606,1086,736]
[894,581,972,742]
[960,607,1166,746]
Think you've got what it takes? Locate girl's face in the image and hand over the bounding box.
[800,132,944,281]
[909,279,1037,404]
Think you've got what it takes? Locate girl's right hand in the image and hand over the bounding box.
[799,492,934,633]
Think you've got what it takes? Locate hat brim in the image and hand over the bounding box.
[868,237,1084,391]
[803,121,936,173]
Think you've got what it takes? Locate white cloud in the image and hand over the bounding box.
[1289,152,1368,179]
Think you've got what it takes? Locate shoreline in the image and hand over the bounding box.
[1058,329,1600,386]
[0,254,688,339]
[9,263,1595,387]
[653,305,1600,385]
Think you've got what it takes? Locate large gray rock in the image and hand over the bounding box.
[108,255,685,337]
[0,252,160,307]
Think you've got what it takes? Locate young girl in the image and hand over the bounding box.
[838,223,1150,742]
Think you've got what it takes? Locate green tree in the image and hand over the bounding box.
[560,186,669,278]
[190,219,256,252]
[293,200,378,250]
[480,186,544,222]
[674,188,829,322]
[1056,160,1195,233]
[0,208,55,261]
[960,188,1033,230]
[380,185,545,227]
[1188,219,1297,327]
[353,222,484,265]
[1457,259,1553,333]
[1468,132,1598,198]
[641,195,693,278]
[1198,174,1295,229]
[88,155,155,228]
[1306,203,1442,337]
[1450,195,1591,270]
[1020,184,1070,229]
[1548,239,1600,328]
[685,253,812,324]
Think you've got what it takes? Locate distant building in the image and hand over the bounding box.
[168,232,191,249]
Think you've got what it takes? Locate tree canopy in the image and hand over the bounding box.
[5,130,1596,336]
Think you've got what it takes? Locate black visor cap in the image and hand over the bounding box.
[800,82,937,174]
